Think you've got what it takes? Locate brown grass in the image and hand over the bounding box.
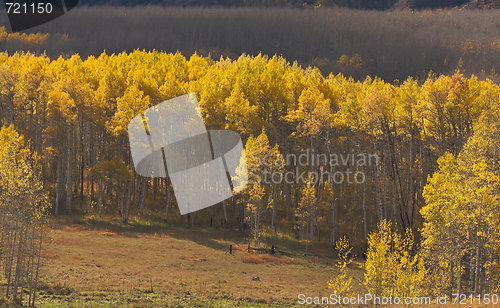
[242,255,306,265]
[233,244,251,252]
[86,230,120,237]
[39,221,360,307]
[52,237,93,247]
[241,256,265,264]
[40,253,59,259]
[180,256,209,262]
[37,221,493,307]
[62,226,89,232]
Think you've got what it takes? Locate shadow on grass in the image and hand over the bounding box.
[49,215,248,252]
[48,215,346,261]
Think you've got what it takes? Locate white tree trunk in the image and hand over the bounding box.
[55,153,63,217]
[66,127,72,215]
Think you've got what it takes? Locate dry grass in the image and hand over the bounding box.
[242,255,306,265]
[180,256,209,262]
[33,219,499,307]
[241,256,266,264]
[37,220,360,307]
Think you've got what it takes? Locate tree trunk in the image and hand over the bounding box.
[385,134,398,227]
[382,156,388,220]
[5,221,18,298]
[305,221,309,255]
[164,178,170,223]
[134,175,141,211]
[153,178,158,200]
[309,200,315,242]
[106,178,112,206]
[330,171,336,248]
[372,140,383,223]
[407,132,414,228]
[474,245,480,296]
[285,181,291,223]
[271,184,277,243]
[384,122,407,230]
[80,134,84,208]
[210,204,214,227]
[362,168,368,245]
[90,125,94,200]
[55,153,63,217]
[469,253,474,293]
[31,226,43,307]
[457,256,461,294]
[75,121,81,198]
[301,214,305,241]
[222,200,228,227]
[97,178,103,217]
[12,223,25,302]
[66,127,72,215]
[117,181,124,216]
[375,162,383,223]
[123,179,133,223]
[138,177,147,214]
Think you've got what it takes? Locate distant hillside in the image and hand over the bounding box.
[4,5,500,83]
[76,0,500,10]
[464,0,500,8]
[81,0,399,9]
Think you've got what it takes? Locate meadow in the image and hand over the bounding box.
[36,218,363,307]
[34,218,487,308]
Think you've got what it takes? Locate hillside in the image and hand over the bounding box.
[74,0,498,10]
[2,7,500,82]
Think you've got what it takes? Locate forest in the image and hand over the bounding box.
[0,48,498,300]
[0,3,499,306]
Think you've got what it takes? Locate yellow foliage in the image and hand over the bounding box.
[365,220,427,298]
[328,237,354,301]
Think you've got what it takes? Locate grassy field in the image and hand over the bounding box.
[31,218,496,308]
[34,218,365,307]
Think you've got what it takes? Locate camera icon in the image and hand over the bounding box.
[128,93,248,215]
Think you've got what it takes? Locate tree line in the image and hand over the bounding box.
[0,125,48,305]
[0,49,496,241]
[1,49,500,297]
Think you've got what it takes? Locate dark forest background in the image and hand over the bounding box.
[61,0,500,10]
[1,6,500,82]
